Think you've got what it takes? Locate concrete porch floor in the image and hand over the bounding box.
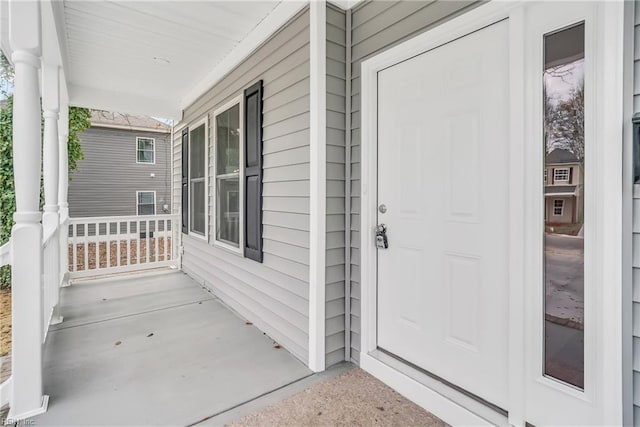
[32,270,313,426]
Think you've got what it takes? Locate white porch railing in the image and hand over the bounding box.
[0,240,11,409]
[0,241,10,267]
[68,214,180,279]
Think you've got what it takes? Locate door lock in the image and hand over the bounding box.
[375,224,389,249]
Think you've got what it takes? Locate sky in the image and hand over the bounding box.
[544,58,584,106]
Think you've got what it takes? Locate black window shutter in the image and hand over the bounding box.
[181,128,189,234]
[569,167,573,184]
[551,168,555,184]
[244,80,264,262]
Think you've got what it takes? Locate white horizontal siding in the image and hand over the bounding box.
[325,3,347,368]
[634,2,640,422]
[174,8,311,364]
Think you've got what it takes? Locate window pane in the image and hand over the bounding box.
[138,138,154,151]
[138,204,154,215]
[138,192,154,204]
[543,23,585,389]
[137,150,154,163]
[190,124,206,179]
[216,177,239,246]
[216,104,240,175]
[190,180,205,234]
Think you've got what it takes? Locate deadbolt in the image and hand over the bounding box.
[378,204,387,214]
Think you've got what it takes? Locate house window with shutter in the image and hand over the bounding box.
[243,81,264,262]
[211,81,263,261]
[213,98,243,251]
[181,128,189,234]
[189,118,208,238]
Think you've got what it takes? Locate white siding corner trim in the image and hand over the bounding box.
[309,0,327,372]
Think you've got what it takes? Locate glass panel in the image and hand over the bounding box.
[138,204,154,215]
[138,138,154,151]
[216,104,240,175]
[216,177,240,246]
[543,23,585,389]
[137,139,155,163]
[190,180,205,234]
[138,192,154,204]
[190,124,206,179]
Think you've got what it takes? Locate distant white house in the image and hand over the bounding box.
[544,148,583,225]
[68,111,172,217]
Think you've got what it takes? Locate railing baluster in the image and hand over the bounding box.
[125,220,130,266]
[83,222,88,271]
[162,219,167,261]
[136,219,141,266]
[116,221,122,267]
[72,223,77,272]
[146,220,150,264]
[106,222,111,269]
[154,219,159,263]
[95,222,100,270]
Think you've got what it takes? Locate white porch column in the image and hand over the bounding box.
[58,102,69,221]
[58,101,69,286]
[42,64,60,233]
[42,63,62,323]
[8,0,48,419]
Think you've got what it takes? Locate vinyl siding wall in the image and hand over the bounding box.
[325,3,347,368]
[175,8,311,363]
[632,1,640,422]
[69,126,171,217]
[347,0,480,363]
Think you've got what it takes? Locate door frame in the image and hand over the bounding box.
[359,1,625,425]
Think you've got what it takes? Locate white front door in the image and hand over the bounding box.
[365,1,624,425]
[376,20,510,409]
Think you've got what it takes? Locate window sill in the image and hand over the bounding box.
[212,239,243,256]
[188,231,207,241]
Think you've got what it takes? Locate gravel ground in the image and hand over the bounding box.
[229,368,447,427]
[0,289,10,357]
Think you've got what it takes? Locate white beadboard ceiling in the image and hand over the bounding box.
[57,1,287,119]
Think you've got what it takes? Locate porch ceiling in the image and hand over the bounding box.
[52,1,304,119]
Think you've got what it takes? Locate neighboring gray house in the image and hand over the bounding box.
[68,111,172,218]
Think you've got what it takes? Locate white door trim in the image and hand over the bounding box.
[359,1,624,425]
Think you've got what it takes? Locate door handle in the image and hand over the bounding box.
[375,224,389,249]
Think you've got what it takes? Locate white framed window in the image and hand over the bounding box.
[189,117,208,238]
[553,167,569,182]
[553,199,564,216]
[213,96,244,253]
[136,191,156,215]
[136,137,155,164]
